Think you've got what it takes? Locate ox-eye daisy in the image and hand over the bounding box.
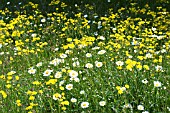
[28,68,36,74]
[81,102,89,108]
[43,69,53,76]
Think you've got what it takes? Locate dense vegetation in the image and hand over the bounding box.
[0,0,170,113]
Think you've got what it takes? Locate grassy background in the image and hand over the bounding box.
[0,0,170,17]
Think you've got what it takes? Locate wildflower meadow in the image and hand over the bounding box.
[0,0,170,113]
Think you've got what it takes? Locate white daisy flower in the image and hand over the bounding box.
[137,105,144,110]
[81,102,89,108]
[85,63,93,68]
[41,18,46,22]
[71,98,77,103]
[36,62,42,67]
[43,69,53,76]
[0,43,2,48]
[31,33,37,37]
[142,79,148,84]
[92,46,100,50]
[86,53,92,58]
[54,71,62,78]
[98,50,106,55]
[146,53,152,58]
[98,36,105,40]
[142,111,149,113]
[73,77,80,82]
[80,90,85,94]
[99,101,106,106]
[123,103,132,108]
[69,70,78,78]
[60,53,67,59]
[59,80,65,86]
[95,61,103,68]
[116,61,124,66]
[66,84,73,90]
[28,68,36,74]
[154,81,162,87]
[73,61,80,67]
[155,65,163,72]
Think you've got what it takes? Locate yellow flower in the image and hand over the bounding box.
[116,86,121,90]
[29,96,35,100]
[10,57,13,61]
[0,75,5,79]
[32,81,41,85]
[25,106,33,110]
[67,38,72,42]
[38,90,43,94]
[7,76,12,80]
[31,91,37,95]
[61,101,69,106]
[7,71,16,76]
[16,100,21,103]
[118,90,123,94]
[60,86,65,90]
[6,84,11,88]
[125,84,129,89]
[15,76,19,80]
[46,79,57,85]
[143,65,149,70]
[53,93,61,100]
[16,100,22,106]
[0,60,2,64]
[61,106,66,110]
[0,90,7,98]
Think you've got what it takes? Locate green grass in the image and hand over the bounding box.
[0,0,170,113]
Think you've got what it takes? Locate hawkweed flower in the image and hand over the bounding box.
[53,93,61,100]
